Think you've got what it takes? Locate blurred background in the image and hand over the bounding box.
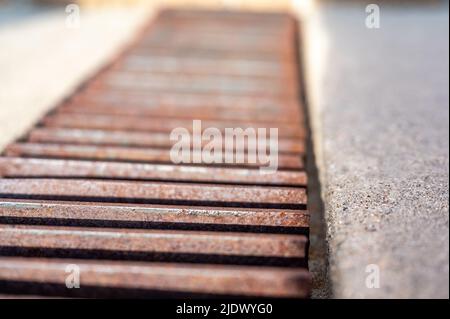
[0,0,447,150]
[1,0,448,149]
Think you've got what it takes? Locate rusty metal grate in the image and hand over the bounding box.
[0,9,310,298]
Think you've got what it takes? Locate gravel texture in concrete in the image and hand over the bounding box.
[305,1,449,298]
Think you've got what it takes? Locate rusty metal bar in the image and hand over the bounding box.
[42,113,306,138]
[148,23,289,35]
[68,91,302,111]
[130,46,295,63]
[118,55,297,79]
[0,224,307,258]
[157,8,296,21]
[0,158,307,186]
[90,72,297,97]
[64,92,303,117]
[0,199,309,230]
[57,102,301,127]
[4,143,304,169]
[27,128,305,154]
[0,257,311,298]
[0,178,307,207]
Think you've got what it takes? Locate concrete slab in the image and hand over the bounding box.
[303,1,449,298]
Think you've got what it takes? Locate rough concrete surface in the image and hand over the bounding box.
[304,2,449,298]
[0,1,153,151]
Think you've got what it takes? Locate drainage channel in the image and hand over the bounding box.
[0,8,312,298]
